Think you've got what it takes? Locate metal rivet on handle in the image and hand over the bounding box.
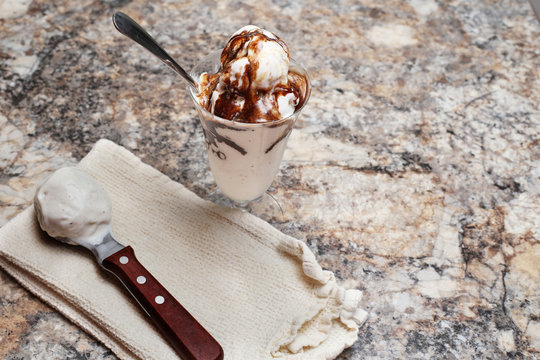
[137,276,146,284]
[155,295,164,304]
[119,256,129,264]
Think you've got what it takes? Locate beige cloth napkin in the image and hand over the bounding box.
[0,139,367,360]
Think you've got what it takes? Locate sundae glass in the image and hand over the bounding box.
[189,26,311,206]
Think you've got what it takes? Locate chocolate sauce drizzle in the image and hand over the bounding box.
[202,121,248,157]
[265,121,294,154]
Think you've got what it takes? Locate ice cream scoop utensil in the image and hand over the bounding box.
[34,167,223,360]
[112,11,198,89]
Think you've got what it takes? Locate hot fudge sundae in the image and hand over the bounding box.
[195,25,308,123]
[191,26,310,202]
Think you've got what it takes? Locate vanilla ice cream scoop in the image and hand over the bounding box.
[34,167,111,246]
[222,25,290,91]
[33,166,223,360]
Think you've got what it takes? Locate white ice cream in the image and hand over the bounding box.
[226,25,289,91]
[202,120,294,202]
[196,25,305,122]
[34,167,112,246]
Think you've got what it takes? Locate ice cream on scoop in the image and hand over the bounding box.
[34,167,111,245]
[196,25,308,123]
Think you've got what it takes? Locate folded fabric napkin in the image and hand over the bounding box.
[0,139,367,360]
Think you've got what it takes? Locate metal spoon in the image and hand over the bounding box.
[112,11,198,89]
[34,167,223,360]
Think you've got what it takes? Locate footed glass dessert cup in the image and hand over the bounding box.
[189,51,311,206]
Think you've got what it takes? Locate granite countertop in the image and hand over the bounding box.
[1,0,539,359]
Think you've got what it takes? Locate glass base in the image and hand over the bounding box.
[205,189,285,218]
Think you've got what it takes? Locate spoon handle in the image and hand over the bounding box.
[112,11,198,89]
[102,246,224,360]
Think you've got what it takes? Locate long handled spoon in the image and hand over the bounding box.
[112,11,198,89]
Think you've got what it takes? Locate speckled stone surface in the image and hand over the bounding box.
[1,0,540,359]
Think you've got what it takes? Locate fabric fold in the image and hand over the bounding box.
[0,139,366,359]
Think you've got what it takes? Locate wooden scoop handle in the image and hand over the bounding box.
[102,246,224,360]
